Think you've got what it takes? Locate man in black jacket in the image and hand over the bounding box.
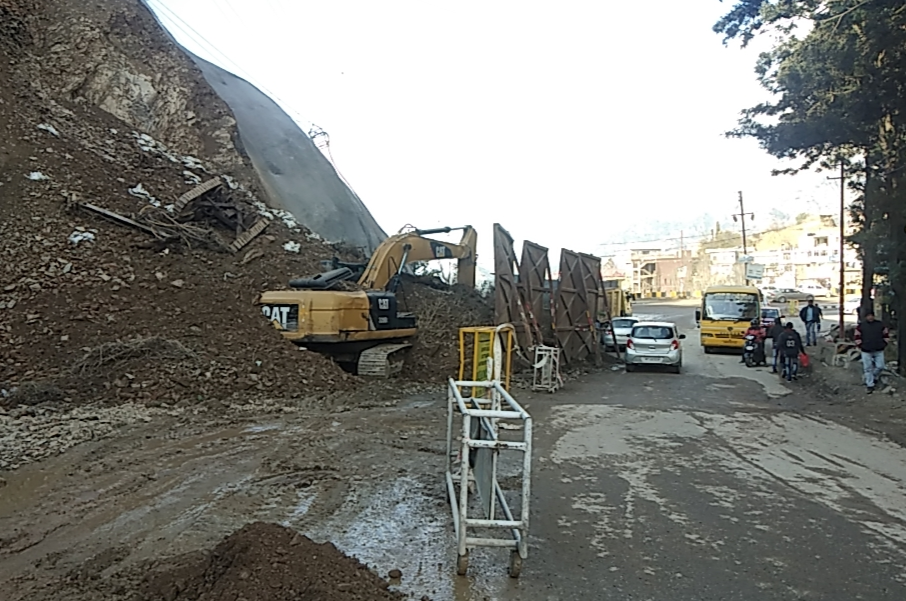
[799,299,823,346]
[776,322,804,381]
[855,312,890,393]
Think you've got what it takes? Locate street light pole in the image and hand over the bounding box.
[828,161,847,340]
[733,191,754,286]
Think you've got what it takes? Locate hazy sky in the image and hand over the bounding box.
[147,0,842,269]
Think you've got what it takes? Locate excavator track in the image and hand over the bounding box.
[357,343,412,377]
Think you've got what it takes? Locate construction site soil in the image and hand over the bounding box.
[139,522,410,601]
[0,0,493,408]
[0,2,490,599]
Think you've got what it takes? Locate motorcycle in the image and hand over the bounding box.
[743,334,766,368]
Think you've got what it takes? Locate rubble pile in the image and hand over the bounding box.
[0,401,172,470]
[0,0,359,407]
[0,0,495,415]
[139,522,410,601]
[400,277,494,382]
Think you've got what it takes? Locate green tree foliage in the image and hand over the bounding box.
[717,0,906,368]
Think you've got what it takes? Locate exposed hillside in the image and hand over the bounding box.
[4,0,385,250]
[0,0,490,415]
[0,0,358,406]
[188,54,387,253]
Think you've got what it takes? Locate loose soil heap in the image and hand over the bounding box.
[0,0,361,407]
[140,522,410,601]
[0,0,494,413]
[399,276,494,382]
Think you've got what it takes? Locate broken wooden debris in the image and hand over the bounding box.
[79,202,160,237]
[174,177,222,213]
[228,218,270,253]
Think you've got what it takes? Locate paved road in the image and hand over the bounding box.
[451,301,906,600]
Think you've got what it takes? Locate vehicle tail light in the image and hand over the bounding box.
[626,339,633,349]
[671,339,679,350]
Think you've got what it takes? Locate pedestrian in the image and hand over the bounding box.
[769,315,786,374]
[799,298,823,346]
[854,311,890,394]
[776,322,804,381]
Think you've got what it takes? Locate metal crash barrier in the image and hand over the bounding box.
[446,378,532,578]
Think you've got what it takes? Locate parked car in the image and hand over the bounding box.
[602,317,640,350]
[760,285,778,299]
[843,296,863,316]
[800,283,830,298]
[761,307,781,331]
[624,321,685,374]
[771,288,816,303]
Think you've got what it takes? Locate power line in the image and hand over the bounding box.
[150,1,364,202]
[150,0,314,131]
[593,222,803,249]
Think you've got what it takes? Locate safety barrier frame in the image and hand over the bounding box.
[531,345,562,393]
[445,378,532,578]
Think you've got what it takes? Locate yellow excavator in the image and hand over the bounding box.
[258,225,477,377]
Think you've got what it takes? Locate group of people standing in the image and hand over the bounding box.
[746,297,891,393]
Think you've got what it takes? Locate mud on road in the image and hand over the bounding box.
[0,391,457,600]
[3,302,906,600]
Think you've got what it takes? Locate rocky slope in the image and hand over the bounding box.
[0,0,359,409]
[0,0,490,418]
[7,0,385,249]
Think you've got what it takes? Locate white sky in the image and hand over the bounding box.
[147,0,842,270]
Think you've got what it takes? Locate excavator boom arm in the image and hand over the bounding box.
[357,226,477,290]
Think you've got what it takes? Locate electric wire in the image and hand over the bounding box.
[150,0,314,131]
[593,222,807,249]
[150,0,364,200]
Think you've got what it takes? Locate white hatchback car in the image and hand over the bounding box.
[602,317,640,350]
[624,321,685,374]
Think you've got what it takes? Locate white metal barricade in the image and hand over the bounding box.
[446,378,532,578]
[531,345,562,393]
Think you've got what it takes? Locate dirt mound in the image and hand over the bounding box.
[0,0,492,409]
[400,277,494,382]
[0,0,359,407]
[140,522,408,601]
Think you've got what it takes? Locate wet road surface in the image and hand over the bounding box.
[456,301,906,600]
[2,302,906,600]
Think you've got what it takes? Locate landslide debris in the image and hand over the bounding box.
[139,522,409,601]
[399,276,494,382]
[0,0,495,418]
[0,0,359,408]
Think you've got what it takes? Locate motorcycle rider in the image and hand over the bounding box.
[741,318,766,364]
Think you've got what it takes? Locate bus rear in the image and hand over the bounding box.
[697,286,761,352]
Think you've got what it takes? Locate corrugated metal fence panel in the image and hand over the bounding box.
[493,224,532,350]
[520,241,554,346]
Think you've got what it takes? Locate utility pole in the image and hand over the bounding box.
[828,160,847,340]
[733,191,754,285]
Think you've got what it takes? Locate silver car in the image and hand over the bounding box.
[624,321,685,374]
[602,317,640,350]
[771,288,815,303]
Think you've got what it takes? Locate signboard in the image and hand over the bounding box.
[738,255,754,264]
[745,263,765,280]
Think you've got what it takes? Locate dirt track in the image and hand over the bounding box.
[0,391,449,600]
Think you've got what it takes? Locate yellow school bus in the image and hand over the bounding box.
[696,285,762,352]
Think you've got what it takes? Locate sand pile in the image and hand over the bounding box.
[139,523,412,601]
